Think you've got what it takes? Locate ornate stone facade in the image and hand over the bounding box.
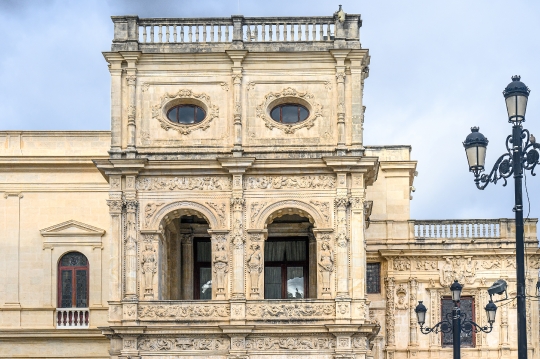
[0,8,538,359]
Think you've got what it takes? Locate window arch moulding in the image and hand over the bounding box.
[152,89,220,135]
[256,87,323,134]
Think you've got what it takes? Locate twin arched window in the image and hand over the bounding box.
[58,252,89,308]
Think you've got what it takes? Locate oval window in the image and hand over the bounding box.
[270,104,309,124]
[167,105,206,124]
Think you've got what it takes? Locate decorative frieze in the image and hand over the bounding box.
[143,202,164,227]
[206,202,227,227]
[138,337,230,351]
[246,302,335,318]
[245,336,336,350]
[244,175,335,189]
[137,176,231,191]
[138,303,230,320]
[310,200,330,222]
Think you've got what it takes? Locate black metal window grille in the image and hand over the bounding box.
[366,262,381,293]
[441,296,476,347]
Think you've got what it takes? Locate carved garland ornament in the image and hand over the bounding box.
[246,303,335,318]
[256,87,323,134]
[152,89,219,135]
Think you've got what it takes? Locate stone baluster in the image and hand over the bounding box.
[202,24,207,43]
[150,26,154,43]
[142,26,147,43]
[165,25,170,43]
[124,199,138,300]
[276,23,280,41]
[217,25,222,42]
[262,23,266,41]
[211,25,215,42]
[180,25,184,42]
[225,24,229,41]
[158,25,162,42]
[173,25,177,42]
[188,25,192,42]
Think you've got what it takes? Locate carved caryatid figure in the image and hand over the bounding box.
[247,243,262,297]
[441,257,454,286]
[213,236,228,296]
[141,242,157,298]
[318,241,334,294]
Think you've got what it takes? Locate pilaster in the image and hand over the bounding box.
[226,50,248,156]
[331,49,351,153]
[120,51,142,157]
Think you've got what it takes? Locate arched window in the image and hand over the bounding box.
[58,252,89,308]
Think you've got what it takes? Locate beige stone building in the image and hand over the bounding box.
[0,8,539,359]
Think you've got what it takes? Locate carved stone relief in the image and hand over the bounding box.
[137,176,231,191]
[152,89,220,134]
[310,200,330,222]
[385,277,396,346]
[250,202,266,224]
[256,87,323,134]
[138,337,230,351]
[440,256,476,286]
[144,202,164,227]
[318,240,334,294]
[395,284,408,310]
[244,175,335,190]
[213,234,228,298]
[393,257,411,271]
[138,303,230,320]
[247,243,263,298]
[141,240,157,299]
[245,336,336,350]
[206,202,227,227]
[246,302,335,318]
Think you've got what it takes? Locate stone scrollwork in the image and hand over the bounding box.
[138,303,230,320]
[245,175,335,190]
[250,202,266,223]
[144,202,164,227]
[393,257,411,271]
[152,89,219,135]
[246,302,335,318]
[310,200,330,222]
[440,256,477,286]
[245,336,336,350]
[206,202,227,227]
[395,284,408,310]
[256,87,323,134]
[138,337,230,351]
[137,176,231,191]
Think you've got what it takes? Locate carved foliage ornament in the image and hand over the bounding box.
[138,337,229,351]
[246,303,335,318]
[137,176,231,191]
[152,89,219,135]
[256,87,323,134]
[245,175,335,190]
[138,303,230,320]
[245,336,336,350]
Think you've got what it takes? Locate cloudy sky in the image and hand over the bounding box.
[1,0,539,221]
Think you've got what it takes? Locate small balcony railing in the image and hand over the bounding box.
[56,308,89,329]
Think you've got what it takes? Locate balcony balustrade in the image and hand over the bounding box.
[55,308,89,329]
[414,219,501,239]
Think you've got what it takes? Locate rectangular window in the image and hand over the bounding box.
[441,296,475,347]
[194,238,212,300]
[366,263,381,294]
[264,237,308,299]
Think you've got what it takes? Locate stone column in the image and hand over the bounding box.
[106,54,124,158]
[122,53,141,157]
[350,173,366,300]
[230,195,245,299]
[348,52,368,149]
[226,51,248,156]
[330,50,351,152]
[384,277,396,348]
[408,277,418,347]
[335,195,350,298]
[124,199,138,300]
[180,233,194,300]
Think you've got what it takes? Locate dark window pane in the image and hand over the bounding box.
[61,252,87,266]
[178,106,195,124]
[167,107,178,122]
[199,267,212,299]
[287,267,304,298]
[270,107,280,121]
[75,270,88,308]
[366,263,381,293]
[264,241,286,261]
[299,106,309,121]
[281,105,299,123]
[196,241,211,262]
[61,270,73,308]
[285,241,306,261]
[264,267,282,299]
[442,297,475,347]
[195,107,206,122]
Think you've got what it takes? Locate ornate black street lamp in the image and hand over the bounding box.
[463,76,540,359]
[415,280,497,359]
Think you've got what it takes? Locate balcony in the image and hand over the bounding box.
[55,308,89,329]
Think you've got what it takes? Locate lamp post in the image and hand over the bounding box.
[415,280,497,359]
[463,76,540,359]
